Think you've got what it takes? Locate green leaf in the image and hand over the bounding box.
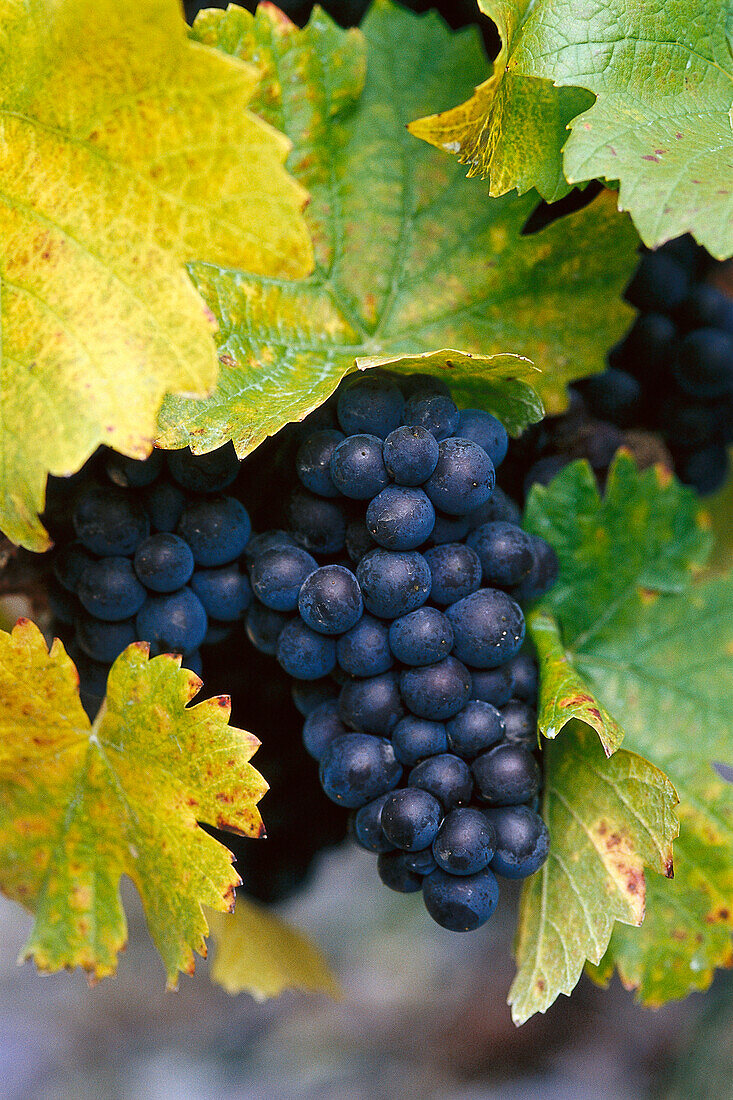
[0,0,312,552]
[509,723,678,1025]
[510,0,733,258]
[156,1,639,454]
[0,623,267,987]
[408,0,593,202]
[207,899,341,1000]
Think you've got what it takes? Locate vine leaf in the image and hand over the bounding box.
[0,0,312,552]
[156,0,639,455]
[510,724,678,1025]
[407,0,593,202]
[207,900,340,1000]
[0,623,267,987]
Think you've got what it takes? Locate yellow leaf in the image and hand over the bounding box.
[208,899,340,1001]
[0,0,313,551]
[0,621,267,987]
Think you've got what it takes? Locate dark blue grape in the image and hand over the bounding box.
[377,850,423,893]
[422,866,499,931]
[388,606,453,666]
[319,733,402,808]
[336,614,392,677]
[423,543,482,607]
[73,487,150,557]
[291,678,338,716]
[276,618,336,680]
[625,251,690,313]
[428,512,471,545]
[166,442,240,493]
[287,489,347,555]
[500,700,537,745]
[356,549,431,619]
[405,848,438,876]
[403,392,459,440]
[678,444,730,495]
[400,656,471,720]
[296,429,344,497]
[523,456,570,495]
[672,329,733,398]
[133,532,195,593]
[382,425,440,485]
[302,699,348,760]
[243,529,297,565]
[424,438,495,515]
[470,665,515,707]
[466,486,522,529]
[177,496,251,567]
[136,588,208,655]
[618,312,676,382]
[381,787,442,851]
[345,520,377,564]
[352,793,395,853]
[677,284,733,334]
[409,753,473,810]
[456,410,508,467]
[142,480,186,533]
[329,434,391,500]
[467,521,534,587]
[250,545,318,611]
[336,375,405,438]
[366,486,435,550]
[245,603,290,655]
[203,622,233,646]
[446,700,505,759]
[391,716,448,765]
[106,450,164,488]
[446,589,525,669]
[53,541,96,593]
[77,557,147,622]
[432,808,496,875]
[339,671,405,735]
[486,805,550,879]
[472,743,541,805]
[510,536,559,602]
[75,615,137,663]
[47,579,79,625]
[576,368,641,427]
[507,654,538,702]
[189,564,251,621]
[298,565,363,635]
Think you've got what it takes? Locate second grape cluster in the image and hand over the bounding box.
[243,371,557,932]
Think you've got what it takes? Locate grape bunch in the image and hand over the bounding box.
[511,238,733,500]
[45,443,253,716]
[243,371,556,932]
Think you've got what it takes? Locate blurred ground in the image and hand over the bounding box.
[2,839,726,1100]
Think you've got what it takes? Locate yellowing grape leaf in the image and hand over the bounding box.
[0,622,267,987]
[208,899,340,1000]
[0,0,312,552]
[156,1,638,455]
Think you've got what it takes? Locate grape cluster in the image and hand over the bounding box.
[243,372,556,931]
[511,238,733,500]
[45,443,252,716]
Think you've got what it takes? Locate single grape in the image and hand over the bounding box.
[472,743,541,805]
[446,700,505,759]
[507,654,538,702]
[106,450,164,488]
[136,588,208,655]
[575,368,641,427]
[423,543,482,606]
[422,866,499,931]
[388,606,454,666]
[625,251,690,313]
[250,545,318,612]
[47,579,79,625]
[177,496,251,567]
[510,536,559,602]
[432,808,496,875]
[408,753,473,809]
[356,548,431,618]
[319,733,402,808]
[344,520,377,564]
[336,375,405,438]
[403,392,459,440]
[243,529,297,566]
[466,522,534,588]
[133,532,195,593]
[287,489,347,555]
[142,480,186,533]
[466,486,521,529]
[73,487,150,557]
[381,787,443,851]
[456,410,508,467]
[336,614,393,677]
[276,618,337,680]
[366,486,436,550]
[391,716,448,766]
[189,564,251,621]
[245,603,291,655]
[298,564,363,635]
[428,512,471,545]
[501,699,537,745]
[678,444,730,495]
[382,425,440,485]
[424,438,495,515]
[302,699,348,760]
[446,588,525,668]
[485,804,550,879]
[672,329,733,398]
[339,671,405,735]
[53,542,96,593]
[470,665,515,707]
[166,442,240,493]
[77,557,147,622]
[677,284,733,333]
[329,434,390,499]
[400,656,471,721]
[296,429,344,497]
[352,793,395,853]
[75,615,137,663]
[291,678,338,716]
[377,850,423,893]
